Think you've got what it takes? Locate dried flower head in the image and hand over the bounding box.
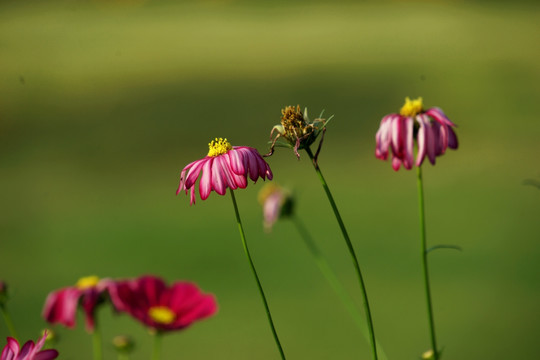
[267,105,330,159]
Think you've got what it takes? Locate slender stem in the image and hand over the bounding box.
[118,353,130,360]
[305,147,378,360]
[92,325,103,360]
[0,305,19,340]
[230,190,286,360]
[417,166,439,359]
[291,216,388,360]
[151,332,162,360]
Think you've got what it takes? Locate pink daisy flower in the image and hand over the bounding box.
[1,332,58,360]
[42,276,108,332]
[176,138,273,205]
[375,97,458,171]
[107,275,217,332]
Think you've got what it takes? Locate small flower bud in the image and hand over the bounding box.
[421,349,435,360]
[112,335,135,354]
[41,328,59,344]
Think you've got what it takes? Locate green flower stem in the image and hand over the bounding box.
[230,190,286,360]
[118,353,130,360]
[417,167,439,359]
[151,332,162,360]
[305,147,378,360]
[291,215,388,360]
[92,324,103,360]
[0,304,19,340]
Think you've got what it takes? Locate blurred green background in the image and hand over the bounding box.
[1,0,539,359]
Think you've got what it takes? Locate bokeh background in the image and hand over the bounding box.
[1,0,539,359]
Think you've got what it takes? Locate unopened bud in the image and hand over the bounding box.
[112,335,135,354]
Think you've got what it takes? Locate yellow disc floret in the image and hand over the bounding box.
[76,276,100,290]
[400,97,424,117]
[148,306,176,325]
[207,137,232,157]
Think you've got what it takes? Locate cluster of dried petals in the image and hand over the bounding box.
[375,97,458,171]
[267,105,328,159]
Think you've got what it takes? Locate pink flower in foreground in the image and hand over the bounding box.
[1,332,58,360]
[108,275,217,332]
[42,276,108,332]
[177,138,273,204]
[375,97,458,171]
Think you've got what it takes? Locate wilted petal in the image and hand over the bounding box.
[416,117,427,167]
[403,117,414,169]
[34,350,59,360]
[199,159,213,200]
[426,107,457,127]
[392,155,401,171]
[448,127,458,149]
[211,158,227,195]
[227,149,246,176]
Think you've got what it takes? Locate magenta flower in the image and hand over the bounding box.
[1,333,58,360]
[42,276,108,332]
[177,138,273,204]
[375,97,458,171]
[107,275,217,332]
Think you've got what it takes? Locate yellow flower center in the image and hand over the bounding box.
[399,97,424,117]
[75,276,99,290]
[148,306,176,325]
[207,137,232,157]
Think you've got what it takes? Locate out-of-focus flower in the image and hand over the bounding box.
[176,138,273,205]
[1,332,58,360]
[375,97,458,171]
[112,335,135,355]
[108,275,217,332]
[42,276,109,332]
[421,349,435,360]
[258,183,294,231]
[267,105,330,159]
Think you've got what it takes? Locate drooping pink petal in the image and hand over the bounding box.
[17,340,34,360]
[42,288,81,329]
[2,338,19,360]
[227,149,246,176]
[416,117,427,167]
[175,159,197,195]
[390,116,403,157]
[199,158,213,200]
[375,115,392,160]
[448,127,458,149]
[33,350,59,360]
[392,155,401,171]
[217,156,238,192]
[403,116,414,169]
[210,158,227,195]
[183,159,206,190]
[425,107,457,127]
